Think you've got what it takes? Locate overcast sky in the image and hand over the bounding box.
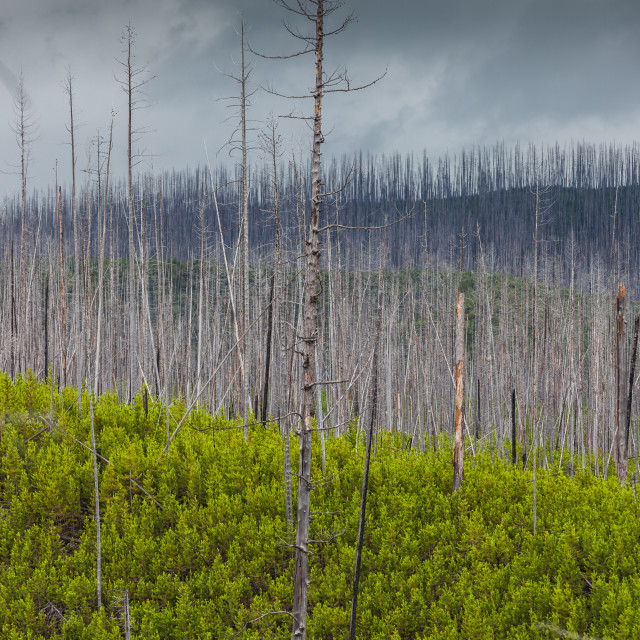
[1,0,640,196]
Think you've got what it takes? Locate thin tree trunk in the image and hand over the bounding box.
[88,328,102,610]
[625,314,639,461]
[282,410,293,529]
[512,389,517,466]
[453,292,465,492]
[196,190,207,401]
[262,274,275,424]
[349,268,382,640]
[617,284,627,482]
[57,185,67,386]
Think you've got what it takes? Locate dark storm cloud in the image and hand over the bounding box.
[1,0,639,194]
[427,0,640,128]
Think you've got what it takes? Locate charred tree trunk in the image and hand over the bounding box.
[625,313,639,467]
[292,4,325,638]
[617,284,627,482]
[349,269,382,640]
[262,274,275,425]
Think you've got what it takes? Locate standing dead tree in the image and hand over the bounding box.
[218,19,258,439]
[616,284,627,481]
[256,1,385,637]
[116,23,154,403]
[349,262,382,640]
[63,71,83,414]
[259,116,284,425]
[452,291,465,491]
[11,72,37,376]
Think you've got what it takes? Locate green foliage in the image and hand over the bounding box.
[0,374,639,638]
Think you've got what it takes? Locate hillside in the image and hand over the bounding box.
[1,374,640,639]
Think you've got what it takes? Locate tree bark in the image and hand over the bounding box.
[512,389,517,466]
[57,185,67,386]
[626,314,640,456]
[453,292,465,492]
[292,3,325,637]
[617,284,627,482]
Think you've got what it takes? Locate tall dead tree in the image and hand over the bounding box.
[93,117,114,396]
[62,71,83,413]
[259,116,284,422]
[262,2,384,637]
[57,176,67,386]
[117,23,153,403]
[530,178,551,534]
[11,73,37,375]
[239,21,251,436]
[292,3,325,631]
[217,20,257,435]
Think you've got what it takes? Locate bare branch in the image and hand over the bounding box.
[318,212,412,234]
[229,610,298,639]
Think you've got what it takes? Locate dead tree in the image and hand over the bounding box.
[616,284,627,481]
[261,1,384,637]
[56,177,67,387]
[259,117,284,422]
[116,23,153,403]
[349,264,382,640]
[452,292,465,491]
[219,19,257,438]
[11,73,37,375]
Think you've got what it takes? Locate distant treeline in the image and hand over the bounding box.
[2,140,639,294]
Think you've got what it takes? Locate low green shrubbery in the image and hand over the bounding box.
[1,372,639,639]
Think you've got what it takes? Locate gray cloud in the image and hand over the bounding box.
[1,0,639,194]
[0,59,18,96]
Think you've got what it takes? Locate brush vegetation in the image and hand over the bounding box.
[1,373,640,639]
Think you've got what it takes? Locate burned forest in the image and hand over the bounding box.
[1,1,640,638]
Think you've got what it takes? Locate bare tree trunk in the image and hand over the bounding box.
[126,29,137,404]
[57,185,67,386]
[117,24,151,402]
[282,410,293,529]
[65,72,82,414]
[532,180,541,535]
[626,314,640,458]
[123,589,131,640]
[292,4,326,637]
[88,313,102,610]
[453,292,465,492]
[349,267,382,640]
[512,389,517,466]
[44,273,49,377]
[196,190,207,401]
[616,284,627,482]
[261,274,275,424]
[12,74,34,375]
[93,119,113,395]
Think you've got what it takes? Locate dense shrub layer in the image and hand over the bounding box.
[1,373,640,639]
